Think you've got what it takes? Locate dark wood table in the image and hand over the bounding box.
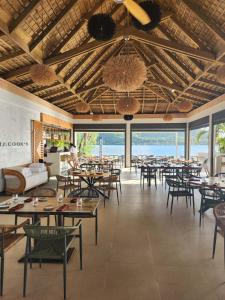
[0,197,101,262]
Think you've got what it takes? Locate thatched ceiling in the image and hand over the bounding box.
[0,0,225,115]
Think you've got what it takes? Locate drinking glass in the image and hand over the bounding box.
[57,194,64,204]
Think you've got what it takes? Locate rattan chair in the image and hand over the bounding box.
[212,202,225,265]
[56,175,79,197]
[111,168,122,193]
[140,166,157,189]
[23,220,82,299]
[0,219,29,296]
[98,175,119,207]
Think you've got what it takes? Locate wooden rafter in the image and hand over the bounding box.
[182,0,225,43]
[30,0,79,51]
[8,0,40,33]
[0,49,24,63]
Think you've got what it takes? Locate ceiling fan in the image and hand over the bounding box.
[114,0,151,25]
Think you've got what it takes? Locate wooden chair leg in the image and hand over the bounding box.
[63,250,67,300]
[170,196,174,215]
[79,225,83,270]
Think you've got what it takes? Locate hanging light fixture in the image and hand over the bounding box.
[75,102,90,113]
[124,114,133,121]
[216,65,225,84]
[30,1,56,86]
[103,55,147,92]
[116,97,140,115]
[88,14,116,41]
[176,100,193,113]
[163,114,173,122]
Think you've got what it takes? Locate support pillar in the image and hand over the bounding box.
[185,123,189,160]
[208,114,213,176]
[125,123,131,167]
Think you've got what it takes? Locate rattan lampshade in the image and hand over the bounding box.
[75,102,90,113]
[30,64,57,86]
[216,65,225,84]
[103,55,147,92]
[92,114,102,121]
[176,100,193,112]
[163,114,173,121]
[88,14,116,41]
[116,97,140,115]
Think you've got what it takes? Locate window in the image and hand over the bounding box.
[189,127,209,160]
[131,131,185,158]
[75,131,125,158]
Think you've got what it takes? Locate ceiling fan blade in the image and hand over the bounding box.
[123,0,150,25]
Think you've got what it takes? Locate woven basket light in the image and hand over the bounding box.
[163,114,173,121]
[30,64,57,86]
[92,115,102,121]
[103,55,147,92]
[216,65,225,84]
[116,97,140,115]
[76,102,90,113]
[176,100,193,112]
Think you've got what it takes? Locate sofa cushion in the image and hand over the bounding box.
[21,168,32,177]
[29,163,46,173]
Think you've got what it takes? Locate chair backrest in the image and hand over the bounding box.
[23,225,77,240]
[166,178,182,188]
[29,188,56,197]
[56,175,68,182]
[199,187,221,200]
[68,188,99,198]
[111,169,121,176]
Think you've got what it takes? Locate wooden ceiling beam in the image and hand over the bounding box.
[8,0,40,33]
[42,87,68,99]
[191,85,221,97]
[73,41,124,90]
[49,92,74,103]
[30,0,79,51]
[199,78,225,89]
[182,0,225,43]
[52,95,77,105]
[50,1,105,55]
[171,16,202,48]
[88,88,110,104]
[130,27,220,63]
[31,82,62,94]
[76,81,105,94]
[143,84,168,101]
[0,49,24,63]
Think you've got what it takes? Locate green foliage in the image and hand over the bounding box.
[77,132,98,156]
[194,123,225,154]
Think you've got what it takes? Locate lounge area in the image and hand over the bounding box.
[1,0,225,299]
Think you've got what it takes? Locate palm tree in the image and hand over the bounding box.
[195,123,225,154]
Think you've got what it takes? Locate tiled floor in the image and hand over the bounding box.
[1,169,225,300]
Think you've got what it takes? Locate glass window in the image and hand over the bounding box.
[131,131,185,158]
[75,131,125,158]
[189,127,209,161]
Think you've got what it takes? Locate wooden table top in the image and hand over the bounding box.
[0,197,101,215]
[73,171,110,178]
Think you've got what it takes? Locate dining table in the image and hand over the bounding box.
[188,176,225,189]
[0,196,101,262]
[73,171,111,199]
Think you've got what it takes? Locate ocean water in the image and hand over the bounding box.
[91,144,208,157]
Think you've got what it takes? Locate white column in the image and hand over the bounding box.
[185,123,189,160]
[208,114,213,175]
[125,123,131,167]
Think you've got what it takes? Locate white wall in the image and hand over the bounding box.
[0,85,73,192]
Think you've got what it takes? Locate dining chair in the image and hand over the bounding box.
[166,178,195,215]
[111,168,122,193]
[23,220,82,300]
[199,186,223,226]
[140,166,157,188]
[212,202,225,265]
[98,175,120,207]
[56,175,80,197]
[0,219,29,296]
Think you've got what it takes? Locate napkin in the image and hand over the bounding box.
[9,204,24,212]
[56,204,69,212]
[24,197,32,203]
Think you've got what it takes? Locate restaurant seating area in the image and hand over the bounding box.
[1,0,225,299]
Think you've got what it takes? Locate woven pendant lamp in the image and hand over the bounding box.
[163,114,173,122]
[103,55,147,92]
[30,64,57,86]
[75,102,90,113]
[216,65,225,84]
[176,100,193,113]
[116,97,140,115]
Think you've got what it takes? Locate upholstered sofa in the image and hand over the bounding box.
[3,163,48,194]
